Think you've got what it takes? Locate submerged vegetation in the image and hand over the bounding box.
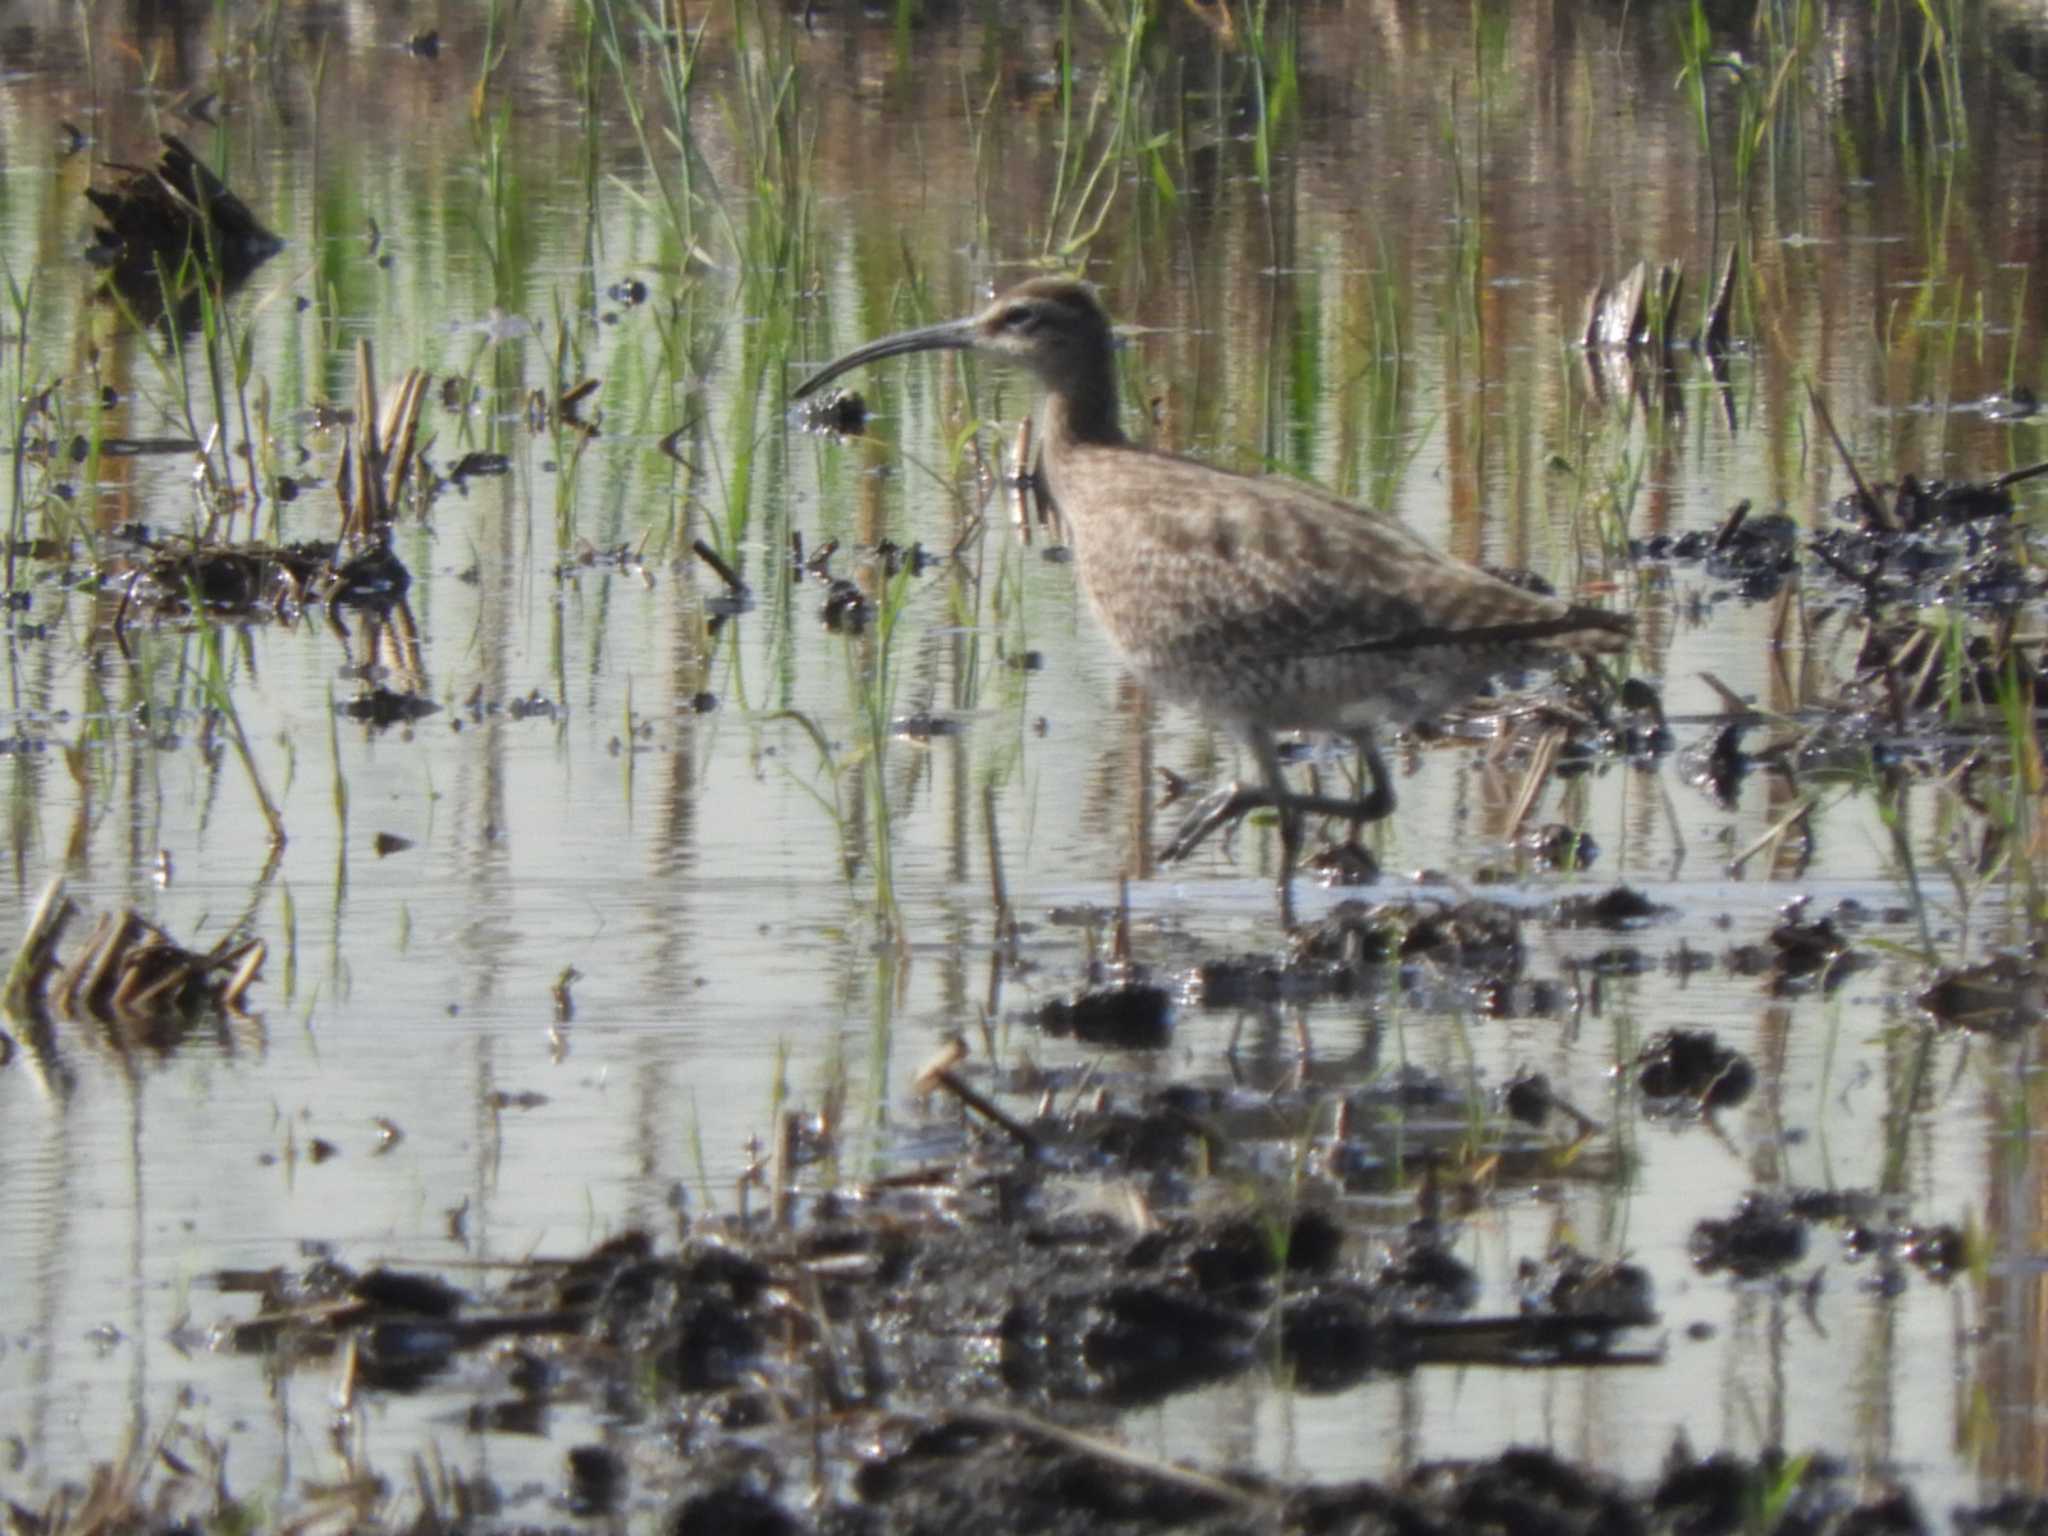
[2,0,2048,1526]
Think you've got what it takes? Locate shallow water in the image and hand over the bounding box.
[0,0,2046,1520]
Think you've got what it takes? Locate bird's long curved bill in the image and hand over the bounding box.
[792,318,977,399]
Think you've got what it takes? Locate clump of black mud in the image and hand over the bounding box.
[86,135,283,323]
[33,878,2008,1535]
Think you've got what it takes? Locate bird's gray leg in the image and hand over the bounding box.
[1250,727,1303,926]
[1159,752,1269,865]
[1345,728,1395,825]
[1256,729,1396,828]
[1160,729,1396,867]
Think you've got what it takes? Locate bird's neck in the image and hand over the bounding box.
[1042,376,1126,448]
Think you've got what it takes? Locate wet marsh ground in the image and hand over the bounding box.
[5,0,2048,1529]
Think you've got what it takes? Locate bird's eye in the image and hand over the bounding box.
[999,305,1037,332]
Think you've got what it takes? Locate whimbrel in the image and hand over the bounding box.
[794,279,1632,921]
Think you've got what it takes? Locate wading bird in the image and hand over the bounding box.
[794,278,1631,924]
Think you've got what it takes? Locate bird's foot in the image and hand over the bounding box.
[1160,781,1272,864]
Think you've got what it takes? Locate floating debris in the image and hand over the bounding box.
[85,136,282,318]
[1580,250,1737,357]
[3,879,263,1048]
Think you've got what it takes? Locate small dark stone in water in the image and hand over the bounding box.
[1514,1245,1656,1326]
[1519,822,1598,871]
[1549,882,1652,929]
[1903,1224,1966,1282]
[1766,911,1862,995]
[337,687,439,729]
[564,1444,623,1516]
[1501,1070,1554,1126]
[821,578,870,633]
[1636,1029,1755,1110]
[1690,1194,1807,1278]
[799,388,868,436]
[1618,675,1663,719]
[1035,983,1172,1050]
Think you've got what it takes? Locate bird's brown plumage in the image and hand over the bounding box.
[795,277,1633,920]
